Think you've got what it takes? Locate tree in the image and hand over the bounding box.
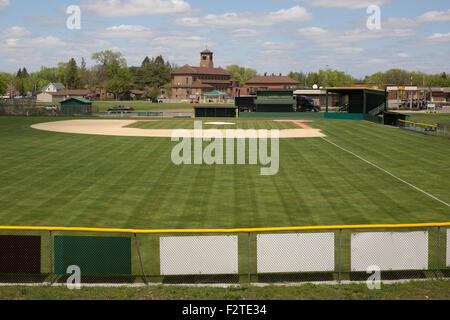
[0,76,7,95]
[226,65,258,86]
[65,58,81,89]
[91,50,127,86]
[134,55,173,89]
[14,68,30,96]
[146,87,161,100]
[103,56,131,100]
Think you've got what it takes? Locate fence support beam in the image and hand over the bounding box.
[134,233,147,285]
[437,227,440,280]
[49,231,53,285]
[248,232,251,285]
[338,229,342,284]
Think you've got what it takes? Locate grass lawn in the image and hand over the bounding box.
[0,280,448,300]
[407,113,450,126]
[0,116,448,285]
[93,101,231,112]
[127,119,301,130]
[36,100,233,112]
[0,116,448,228]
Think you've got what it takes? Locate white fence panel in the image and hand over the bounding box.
[160,236,238,275]
[351,231,428,271]
[257,233,335,273]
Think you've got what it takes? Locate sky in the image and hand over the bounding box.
[0,0,449,78]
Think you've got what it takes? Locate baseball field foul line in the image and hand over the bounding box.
[321,137,450,208]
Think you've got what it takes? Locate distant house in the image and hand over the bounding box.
[245,74,299,94]
[37,90,92,103]
[5,87,20,99]
[42,83,65,93]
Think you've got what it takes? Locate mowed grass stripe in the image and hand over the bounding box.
[7,136,144,226]
[315,119,450,203]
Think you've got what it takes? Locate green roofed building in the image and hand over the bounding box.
[60,97,93,116]
[255,89,296,112]
[325,87,388,120]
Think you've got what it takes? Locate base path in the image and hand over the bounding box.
[31,120,326,139]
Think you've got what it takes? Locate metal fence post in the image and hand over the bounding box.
[338,229,342,284]
[49,231,53,285]
[134,233,148,285]
[248,232,251,285]
[437,227,440,280]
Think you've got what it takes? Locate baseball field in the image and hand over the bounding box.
[0,115,448,229]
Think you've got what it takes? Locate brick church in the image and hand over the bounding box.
[171,50,239,100]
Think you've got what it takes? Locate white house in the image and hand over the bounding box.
[37,90,91,103]
[42,83,65,93]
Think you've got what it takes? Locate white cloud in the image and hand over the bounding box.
[94,25,154,39]
[368,58,386,64]
[0,26,31,38]
[151,36,217,49]
[397,52,409,58]
[427,33,450,43]
[175,6,313,28]
[81,0,191,17]
[230,29,259,38]
[303,0,396,10]
[0,0,10,11]
[2,36,67,48]
[334,47,365,54]
[298,22,417,47]
[418,9,450,23]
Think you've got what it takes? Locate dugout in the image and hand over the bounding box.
[254,89,296,113]
[325,87,388,116]
[60,98,93,116]
[383,112,410,126]
[194,106,239,118]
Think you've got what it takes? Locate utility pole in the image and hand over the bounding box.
[410,76,413,110]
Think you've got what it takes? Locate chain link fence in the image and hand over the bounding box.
[398,119,449,138]
[0,224,448,285]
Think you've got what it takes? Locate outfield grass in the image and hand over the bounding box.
[0,116,448,229]
[407,113,450,126]
[0,116,449,284]
[0,280,448,300]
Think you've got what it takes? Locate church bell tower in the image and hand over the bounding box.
[200,49,214,68]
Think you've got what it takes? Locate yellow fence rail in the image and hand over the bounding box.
[1,222,449,234]
[398,119,437,128]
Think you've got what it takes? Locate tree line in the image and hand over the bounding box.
[0,51,449,98]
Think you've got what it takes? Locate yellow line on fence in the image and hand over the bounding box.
[398,119,437,128]
[0,222,449,234]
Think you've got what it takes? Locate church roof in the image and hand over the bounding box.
[172,65,230,76]
[246,75,299,85]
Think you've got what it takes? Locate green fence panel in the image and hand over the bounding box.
[54,236,132,275]
[0,235,41,274]
[324,113,364,120]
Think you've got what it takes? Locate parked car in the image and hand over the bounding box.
[107,105,135,113]
[294,95,321,112]
[190,100,199,104]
